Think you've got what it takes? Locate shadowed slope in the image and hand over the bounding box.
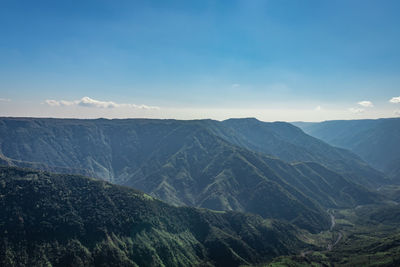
[294,118,400,181]
[213,118,387,187]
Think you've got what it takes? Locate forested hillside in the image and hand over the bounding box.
[0,166,307,267]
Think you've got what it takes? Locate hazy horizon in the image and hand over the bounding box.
[0,112,399,123]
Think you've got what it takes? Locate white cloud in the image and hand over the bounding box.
[389,96,400,103]
[0,98,11,102]
[60,100,75,106]
[395,110,400,116]
[45,99,61,106]
[45,96,160,110]
[314,105,322,111]
[78,97,119,108]
[348,101,373,114]
[358,101,374,107]
[349,107,365,114]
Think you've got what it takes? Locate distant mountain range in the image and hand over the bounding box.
[212,118,386,187]
[0,166,307,267]
[294,118,400,181]
[0,117,383,233]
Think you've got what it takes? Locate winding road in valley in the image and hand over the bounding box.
[330,213,335,230]
[300,210,343,257]
[327,212,343,250]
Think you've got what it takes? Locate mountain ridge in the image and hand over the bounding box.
[0,117,383,232]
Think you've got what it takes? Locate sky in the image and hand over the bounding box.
[1,0,400,121]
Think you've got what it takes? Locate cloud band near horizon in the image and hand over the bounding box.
[45,97,160,110]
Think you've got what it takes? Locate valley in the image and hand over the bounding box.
[269,202,400,266]
[0,117,399,266]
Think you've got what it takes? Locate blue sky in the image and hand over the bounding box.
[1,0,400,121]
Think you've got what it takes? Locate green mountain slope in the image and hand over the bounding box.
[294,118,400,181]
[0,166,310,267]
[0,118,380,232]
[211,118,386,187]
[123,126,378,232]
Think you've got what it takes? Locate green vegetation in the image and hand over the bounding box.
[0,166,309,267]
[0,118,383,233]
[268,203,400,266]
[0,117,399,266]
